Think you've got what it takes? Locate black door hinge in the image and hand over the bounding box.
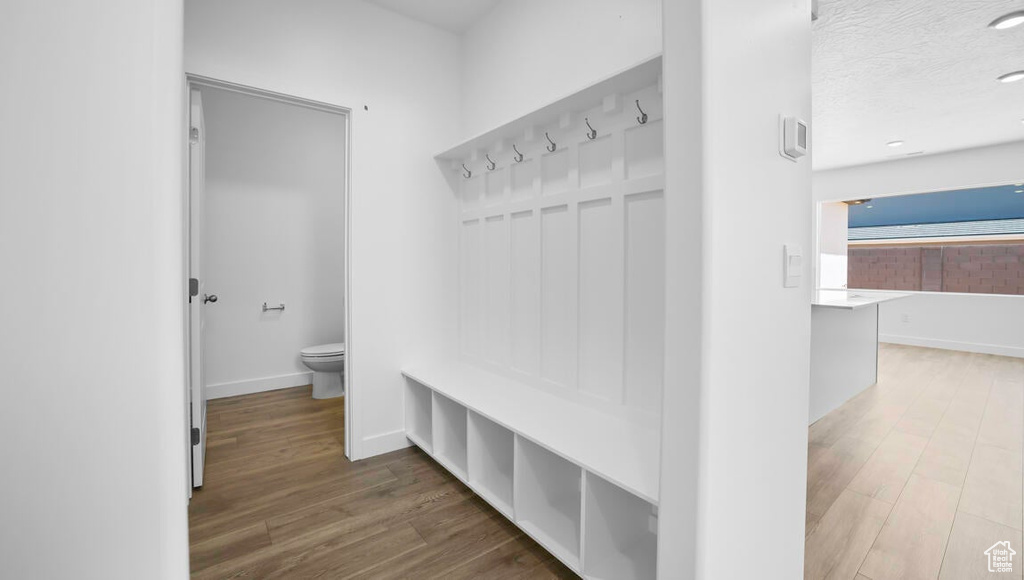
[191,427,201,446]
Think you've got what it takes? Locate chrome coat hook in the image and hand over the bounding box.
[635,99,648,125]
[486,154,496,171]
[462,164,472,178]
[513,144,524,163]
[545,132,557,152]
[585,117,597,140]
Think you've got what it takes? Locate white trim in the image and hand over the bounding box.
[186,74,348,117]
[207,372,313,399]
[360,429,412,459]
[880,335,1024,359]
[184,74,354,461]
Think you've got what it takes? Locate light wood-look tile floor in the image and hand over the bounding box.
[806,344,1024,580]
[188,386,575,578]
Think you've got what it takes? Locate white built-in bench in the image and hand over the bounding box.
[403,363,659,579]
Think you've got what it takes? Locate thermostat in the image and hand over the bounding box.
[779,115,808,161]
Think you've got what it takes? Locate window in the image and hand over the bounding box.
[845,184,1024,296]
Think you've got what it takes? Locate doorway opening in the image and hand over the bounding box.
[185,76,352,489]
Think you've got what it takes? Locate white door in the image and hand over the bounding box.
[188,88,209,488]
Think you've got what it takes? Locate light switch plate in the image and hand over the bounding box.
[784,244,802,288]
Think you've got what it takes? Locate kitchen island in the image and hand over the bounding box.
[809,290,911,424]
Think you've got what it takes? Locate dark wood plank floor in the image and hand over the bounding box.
[189,385,577,578]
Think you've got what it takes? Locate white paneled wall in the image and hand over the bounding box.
[510,210,541,374]
[624,191,666,411]
[457,84,665,423]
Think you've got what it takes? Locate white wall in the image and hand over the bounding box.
[879,293,1024,358]
[0,0,189,578]
[200,87,347,398]
[460,0,662,137]
[814,141,1024,359]
[814,140,1024,202]
[817,201,848,288]
[659,0,813,577]
[185,0,461,458]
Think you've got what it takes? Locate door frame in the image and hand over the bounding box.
[187,87,207,489]
[183,74,355,469]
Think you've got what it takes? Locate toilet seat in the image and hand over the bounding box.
[301,342,346,358]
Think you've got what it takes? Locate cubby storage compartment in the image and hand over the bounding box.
[583,475,658,580]
[405,378,433,452]
[432,393,468,480]
[466,411,515,518]
[515,436,583,571]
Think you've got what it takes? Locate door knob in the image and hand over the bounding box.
[203,294,218,304]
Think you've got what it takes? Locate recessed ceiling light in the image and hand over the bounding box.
[998,71,1024,83]
[989,10,1024,30]
[843,199,872,205]
[887,140,905,147]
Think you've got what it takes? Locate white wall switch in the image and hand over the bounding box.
[784,244,802,288]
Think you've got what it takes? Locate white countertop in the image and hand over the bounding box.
[812,289,913,310]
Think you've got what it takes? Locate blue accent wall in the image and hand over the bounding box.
[848,184,1024,228]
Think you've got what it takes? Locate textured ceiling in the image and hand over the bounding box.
[365,0,500,33]
[812,0,1024,170]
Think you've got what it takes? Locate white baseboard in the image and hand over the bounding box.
[880,334,1024,359]
[360,429,412,459]
[207,372,313,400]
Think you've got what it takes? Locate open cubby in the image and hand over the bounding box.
[515,436,582,571]
[432,392,468,480]
[467,411,515,518]
[405,378,433,453]
[583,475,658,580]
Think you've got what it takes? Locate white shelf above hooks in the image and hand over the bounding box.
[435,55,662,162]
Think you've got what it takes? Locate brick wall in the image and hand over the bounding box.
[848,247,922,291]
[848,243,1024,295]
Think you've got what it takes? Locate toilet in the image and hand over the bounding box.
[300,342,345,399]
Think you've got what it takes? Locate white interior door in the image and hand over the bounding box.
[189,88,208,488]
